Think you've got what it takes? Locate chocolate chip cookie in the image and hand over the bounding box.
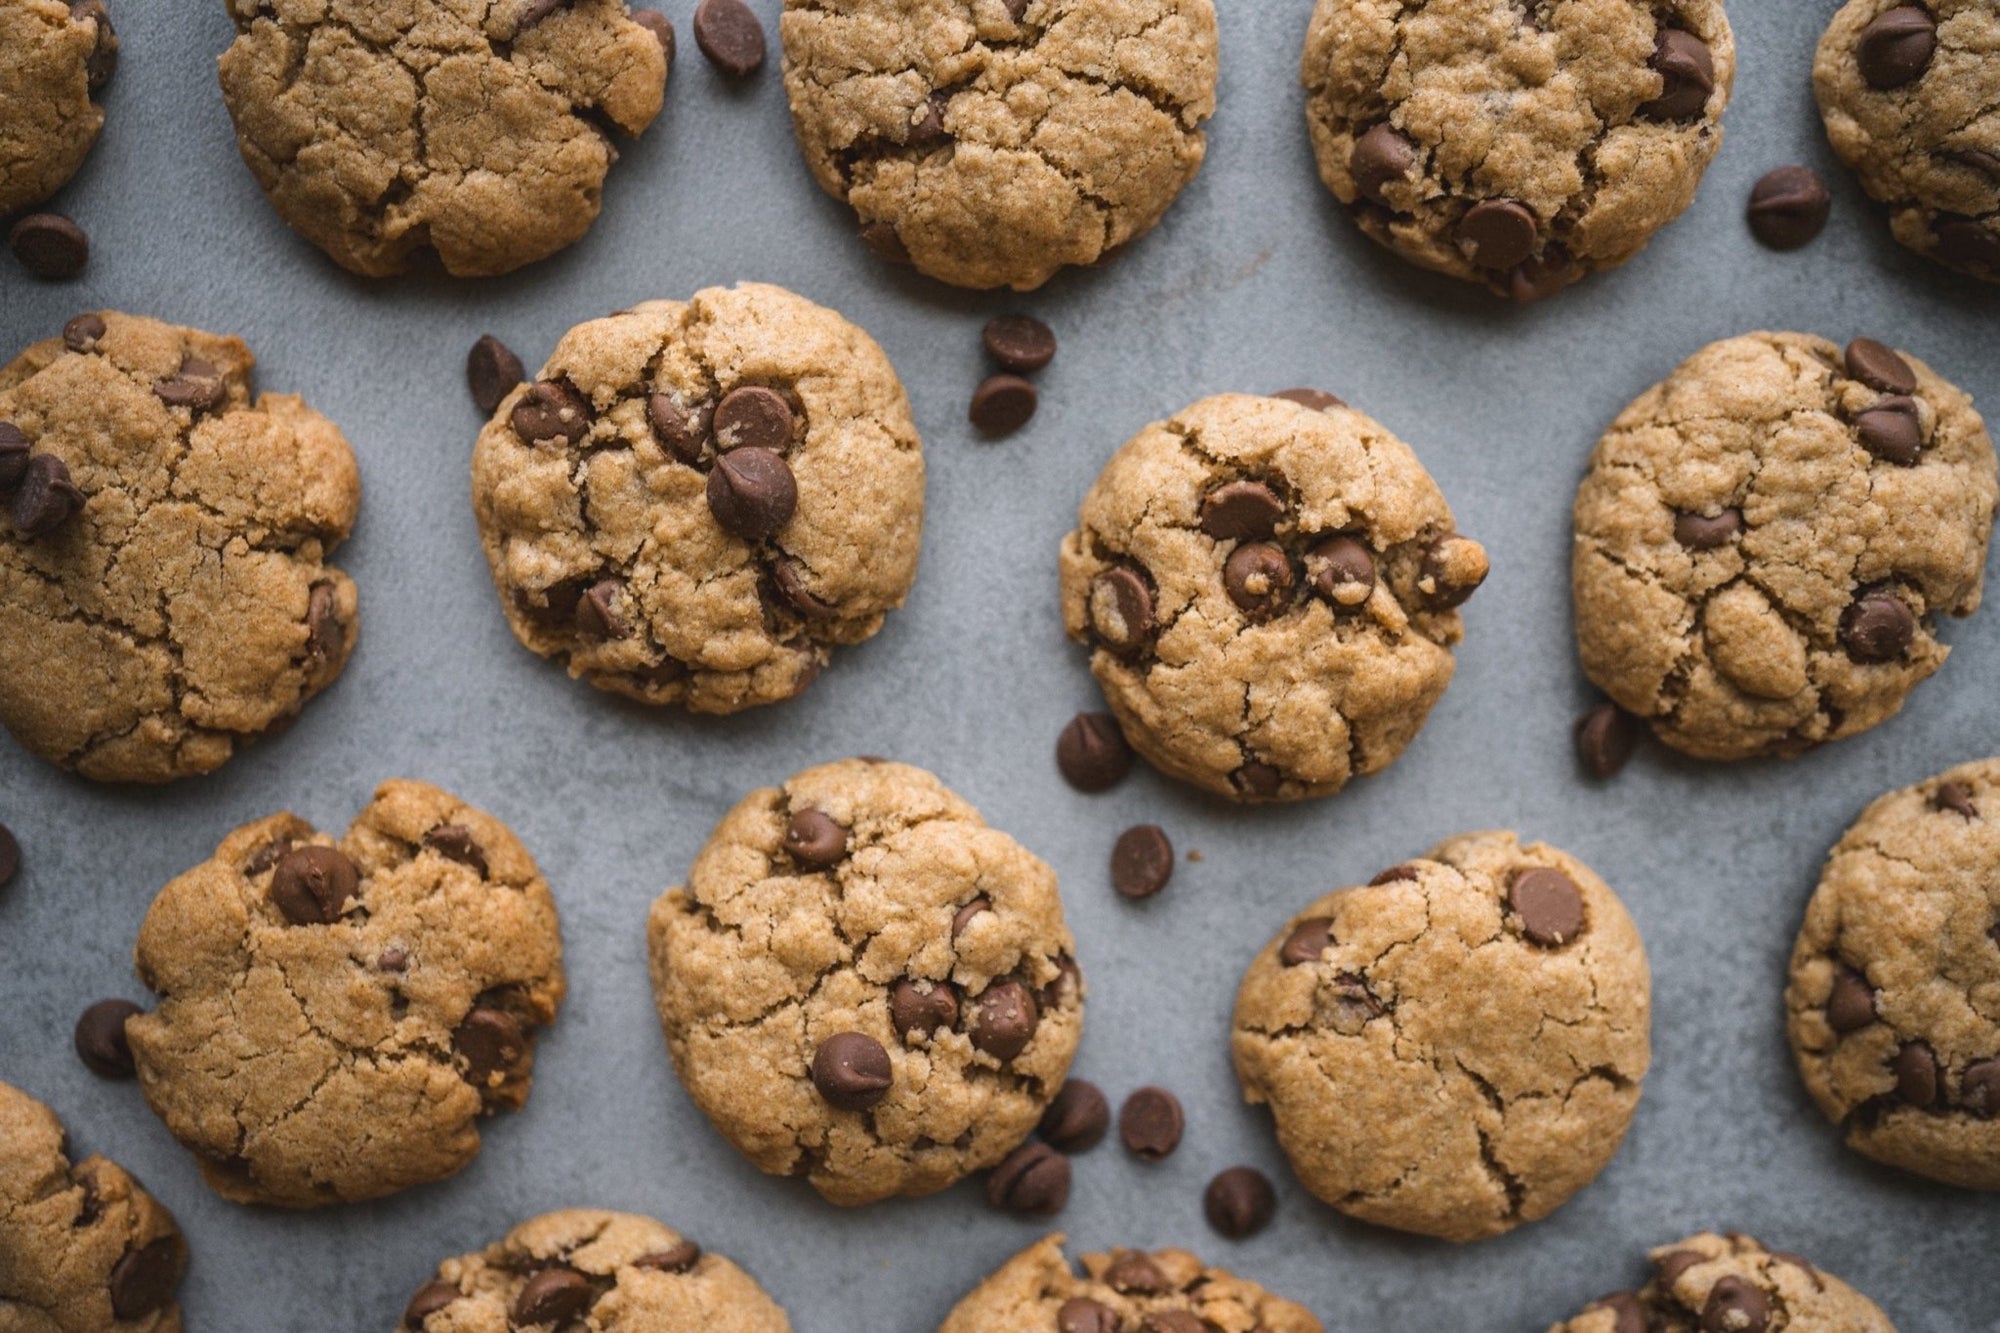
[1549,1231,1895,1333]
[1573,332,1997,761]
[217,0,669,277]
[647,759,1083,1206]
[1231,831,1651,1242]
[0,0,116,216]
[1057,392,1488,803]
[1303,0,1734,299]
[123,779,566,1208]
[780,0,1219,290]
[1815,1,2000,283]
[471,284,925,714]
[0,1080,186,1332]
[0,310,360,784]
[401,1209,789,1332]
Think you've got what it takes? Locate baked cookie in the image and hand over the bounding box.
[647,759,1082,1206]
[1574,332,1996,762]
[1303,0,1734,299]
[937,1234,1321,1333]
[0,310,360,784]
[1785,759,2000,1191]
[471,284,925,714]
[779,0,1219,290]
[400,1209,789,1332]
[0,0,116,216]
[1815,1,2000,283]
[217,0,669,277]
[123,779,566,1208]
[1231,831,1650,1242]
[1549,1231,1895,1333]
[0,1081,186,1333]
[1057,392,1488,803]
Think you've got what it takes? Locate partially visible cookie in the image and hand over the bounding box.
[1786,758,2000,1191]
[1549,1231,1896,1333]
[0,0,116,216]
[0,1080,186,1333]
[1232,831,1651,1242]
[124,779,566,1208]
[648,759,1083,1206]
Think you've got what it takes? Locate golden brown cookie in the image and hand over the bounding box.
[0,0,116,215]
[1548,1231,1896,1333]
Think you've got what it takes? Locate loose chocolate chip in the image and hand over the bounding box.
[970,374,1038,436]
[1371,864,1419,885]
[1200,480,1286,542]
[1700,1276,1771,1333]
[1654,1249,1706,1288]
[1232,761,1282,799]
[511,379,593,445]
[1350,122,1419,201]
[1509,868,1585,946]
[1203,1166,1277,1239]
[692,0,765,76]
[1111,825,1174,900]
[1306,535,1375,612]
[632,8,675,62]
[75,1000,141,1078]
[1102,1251,1171,1295]
[969,979,1039,1061]
[1893,1039,1939,1107]
[859,221,911,264]
[305,581,342,661]
[1674,507,1743,549]
[706,446,797,539]
[1223,542,1294,620]
[513,1268,593,1326]
[1855,396,1924,465]
[714,386,794,451]
[1825,965,1879,1033]
[1143,1314,1208,1333]
[0,424,30,489]
[454,1008,525,1083]
[72,0,118,91]
[63,312,106,352]
[403,1279,460,1327]
[1935,781,1980,819]
[574,578,627,639]
[422,825,487,876]
[1857,6,1937,89]
[1056,712,1134,792]
[986,1141,1071,1215]
[1961,1059,2000,1117]
[465,335,524,416]
[1935,217,2000,272]
[269,845,359,926]
[1119,1086,1184,1161]
[635,1241,702,1273]
[1839,589,1915,663]
[11,454,85,538]
[1279,918,1333,967]
[1587,1292,1646,1333]
[108,1238,180,1320]
[984,315,1057,373]
[951,896,992,939]
[1747,166,1831,250]
[888,978,958,1041]
[1642,27,1716,119]
[812,1032,893,1110]
[1088,567,1156,656]
[9,214,89,280]
[1844,338,1918,395]
[1272,387,1346,411]
[1420,533,1487,608]
[1039,1079,1111,1151]
[0,823,17,887]
[1058,1298,1119,1333]
[769,555,835,620]
[785,809,849,870]
[153,357,226,412]
[1575,702,1641,780]
[1457,199,1538,271]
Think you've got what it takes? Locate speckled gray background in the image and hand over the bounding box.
[3,2,1997,1330]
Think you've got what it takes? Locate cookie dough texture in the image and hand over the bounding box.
[0,0,114,215]
[1549,1231,1895,1333]
[405,1209,790,1332]
[1574,331,1996,761]
[1058,392,1487,803]
[472,284,925,714]
[217,0,668,277]
[1786,759,2000,1191]
[0,311,360,784]
[648,759,1083,1206]
[0,1082,187,1333]
[1303,0,1734,298]
[1815,1,2000,283]
[125,779,566,1208]
[1232,831,1651,1242]
[938,1234,1321,1333]
[780,0,1219,290]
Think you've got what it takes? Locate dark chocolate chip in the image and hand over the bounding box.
[1119,1086,1184,1161]
[1675,507,1744,549]
[1642,27,1716,118]
[1420,533,1487,608]
[1232,761,1282,799]
[1575,702,1640,780]
[1857,6,1937,89]
[1223,541,1294,620]
[1934,781,1980,819]
[454,1008,525,1084]
[1839,589,1915,663]
[574,577,627,639]
[1953,149,2000,182]
[1457,199,1538,270]
[634,1240,702,1273]
[269,845,359,926]
[1700,1276,1771,1333]
[902,92,950,147]
[422,824,488,876]
[378,948,408,972]
[714,385,794,451]
[969,979,1039,1062]
[648,392,712,463]
[1935,217,2000,272]
[512,1268,594,1327]
[785,809,849,870]
[1655,1249,1706,1288]
[951,896,992,939]
[1088,567,1155,656]
[984,315,1057,373]
[306,581,343,661]
[1306,535,1375,612]
[1589,1295,1648,1333]
[1509,868,1585,946]
[632,9,675,63]
[985,1140,1070,1215]
[1961,1059,2000,1118]
[1056,712,1134,792]
[1102,1251,1171,1295]
[0,423,26,490]
[1279,918,1333,967]
[9,213,89,280]
[0,823,17,888]
[859,221,911,264]
[10,454,84,538]
[72,0,118,91]
[63,312,106,352]
[108,1238,180,1320]
[888,978,958,1041]
[1747,166,1831,250]
[1371,864,1419,885]
[465,335,524,415]
[153,357,226,412]
[692,0,765,77]
[1203,1165,1276,1239]
[1200,480,1286,542]
[1844,338,1917,395]
[74,1000,141,1078]
[1038,1079,1110,1152]
[1855,396,1924,466]
[706,446,797,539]
[1058,1298,1119,1333]
[511,379,594,446]
[1505,244,1577,302]
[970,374,1038,436]
[403,1280,461,1328]
[1893,1039,1939,1106]
[1825,964,1879,1033]
[812,1032,892,1110]
[1111,824,1173,899]
[1272,387,1346,411]
[1350,122,1419,201]
[518,0,576,31]
[770,555,835,620]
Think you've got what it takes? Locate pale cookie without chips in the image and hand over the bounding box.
[217,0,668,277]
[780,0,1219,290]
[648,759,1083,1206]
[0,0,116,216]
[1231,831,1650,1242]
[1815,0,2000,283]
[1573,331,1997,762]
[472,283,925,714]
[124,779,566,1208]
[1058,392,1488,803]
[0,310,360,784]
[1303,0,1734,299]
[0,1081,186,1333]
[1549,1231,1896,1333]
[399,1209,790,1332]
[937,1234,1321,1333]
[1786,758,2000,1191]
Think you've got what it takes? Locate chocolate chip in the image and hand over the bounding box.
[1855,396,1924,465]
[1279,917,1333,967]
[1306,535,1375,612]
[1203,1166,1276,1239]
[1953,148,2000,182]
[1056,712,1133,792]
[1844,338,1917,395]
[1223,541,1294,620]
[1058,1298,1119,1333]
[785,809,849,869]
[900,92,950,148]
[0,823,17,888]
[1232,761,1282,799]
[242,836,296,877]
[986,1140,1071,1215]
[859,221,911,264]
[63,312,106,352]
[984,315,1057,373]
[465,335,525,416]
[1747,166,1831,250]
[1143,1314,1208,1333]
[1119,1086,1184,1161]
[1935,217,2000,272]
[970,374,1038,436]
[769,555,835,620]
[511,379,594,446]
[706,446,797,539]
[1961,1059,2000,1117]
[1457,199,1538,270]
[1575,702,1640,780]
[1272,387,1346,411]
[0,424,26,490]
[1509,868,1585,946]
[402,1279,461,1327]
[1839,589,1915,663]
[108,1238,180,1320]
[692,0,765,76]
[812,1032,892,1110]
[517,0,576,31]
[269,845,359,926]
[306,581,343,661]
[74,1000,141,1078]
[513,1268,594,1326]
[1371,864,1419,885]
[422,825,487,876]
[632,8,675,62]
[1857,6,1937,89]
[951,896,992,939]
[888,978,958,1041]
[72,0,118,91]
[1934,781,1980,819]
[1655,1249,1706,1288]
[1350,122,1418,201]
[153,357,227,412]
[1675,507,1743,549]
[1199,480,1285,542]
[1110,824,1174,901]
[1825,964,1878,1032]
[1039,1078,1110,1151]
[1893,1039,1939,1106]
[635,1240,702,1273]
[378,948,408,972]
[1102,1251,1171,1294]
[9,213,89,280]
[1505,243,1577,302]
[1088,566,1155,656]
[714,386,795,451]
[572,577,627,640]
[11,454,85,538]
[454,1007,525,1083]
[1700,1276,1771,1333]
[638,394,706,465]
[969,979,1039,1062]
[1642,27,1716,118]
[1586,1296,1647,1333]
[1420,533,1488,608]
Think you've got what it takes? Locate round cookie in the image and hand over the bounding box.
[1815,1,2000,283]
[1549,1231,1895,1333]
[1302,0,1734,299]
[779,0,1219,290]
[1574,332,1996,761]
[0,0,116,216]
[938,1234,1321,1333]
[123,779,565,1208]
[1057,392,1488,803]
[471,284,925,714]
[400,1209,790,1332]
[0,310,361,784]
[217,0,669,277]
[1785,759,2000,1191]
[647,759,1083,1206]
[0,1081,186,1333]
[1231,831,1651,1242]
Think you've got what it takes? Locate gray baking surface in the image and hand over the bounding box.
[2,2,1996,1330]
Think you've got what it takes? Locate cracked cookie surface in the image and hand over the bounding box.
[1549,1231,1895,1333]
[1302,0,1734,299]
[1057,392,1487,803]
[217,0,668,277]
[648,759,1082,1206]
[937,1233,1321,1333]
[471,283,925,714]
[124,779,565,1208]
[779,0,1219,290]
[0,310,360,784]
[1572,331,1996,762]
[1816,0,2000,284]
[1785,758,2000,1191]
[0,0,116,215]
[0,1081,186,1333]
[1231,830,1650,1242]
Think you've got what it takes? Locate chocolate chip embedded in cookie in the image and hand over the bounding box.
[1546,1231,1895,1332]
[0,0,116,216]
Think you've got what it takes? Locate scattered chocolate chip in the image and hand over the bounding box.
[1102,1251,1171,1295]
[969,979,1039,1061]
[74,1000,141,1078]
[1039,1079,1110,1151]
[454,1007,526,1083]
[153,357,226,412]
[714,386,795,451]
[1420,533,1487,608]
[511,379,593,446]
[1351,122,1419,201]
[1279,918,1333,967]
[304,581,343,661]
[1370,864,1420,885]
[888,978,958,1041]
[1642,27,1716,118]
[108,1238,180,1320]
[986,1141,1071,1215]
[517,0,576,31]
[9,214,89,280]
[632,8,675,62]
[63,312,106,352]
[12,453,85,537]
[72,0,118,91]
[1654,1249,1706,1289]
[951,896,992,939]
[1892,1039,1939,1107]
[1223,541,1294,620]
[269,845,359,926]
[1058,1298,1119,1333]
[1232,761,1282,799]
[1306,535,1375,612]
[1574,702,1640,780]
[513,1268,594,1327]
[769,555,835,620]
[1839,589,1915,663]
[635,1241,702,1273]
[1506,244,1576,302]
[1857,6,1937,89]
[422,825,487,876]
[706,446,797,539]
[785,809,849,870]
[1935,217,2000,272]
[812,1032,893,1110]
[465,335,524,415]
[859,221,911,264]
[572,577,627,640]
[378,948,408,972]
[1056,712,1134,792]
[1825,964,1879,1033]
[1088,566,1156,656]
[1200,480,1286,542]
[692,0,765,77]
[1700,1276,1771,1333]
[1935,781,1980,818]
[402,1279,461,1327]
[1119,1086,1184,1161]
[970,374,1038,436]
[1509,868,1585,946]
[1202,1165,1277,1239]
[1855,396,1924,465]
[1675,507,1743,549]
[984,315,1057,373]
[900,91,950,148]
[1961,1059,2000,1117]
[1111,825,1174,900]
[1457,199,1538,271]
[1844,338,1917,395]
[646,392,711,464]
[1272,387,1346,411]
[1747,166,1831,250]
